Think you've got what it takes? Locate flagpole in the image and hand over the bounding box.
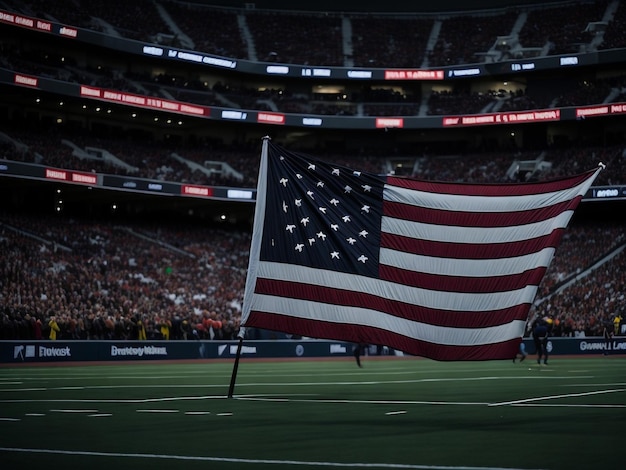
[227,335,244,398]
[227,136,271,398]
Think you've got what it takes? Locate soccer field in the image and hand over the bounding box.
[0,356,624,470]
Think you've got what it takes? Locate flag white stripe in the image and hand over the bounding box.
[257,262,538,312]
[381,211,574,244]
[380,247,556,277]
[250,293,527,346]
[383,181,590,212]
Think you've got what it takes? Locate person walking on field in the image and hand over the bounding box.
[532,316,552,365]
[353,342,367,367]
[513,338,527,363]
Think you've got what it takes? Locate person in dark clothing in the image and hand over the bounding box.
[532,317,552,365]
[353,342,367,367]
[603,320,613,355]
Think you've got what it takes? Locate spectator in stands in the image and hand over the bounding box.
[48,315,60,340]
[614,313,623,336]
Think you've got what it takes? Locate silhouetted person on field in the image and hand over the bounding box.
[353,343,366,367]
[532,317,552,365]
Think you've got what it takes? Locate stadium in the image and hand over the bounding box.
[0,1,625,469]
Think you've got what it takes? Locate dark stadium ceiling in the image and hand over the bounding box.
[189,0,579,13]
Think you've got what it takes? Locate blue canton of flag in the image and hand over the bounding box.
[261,148,385,278]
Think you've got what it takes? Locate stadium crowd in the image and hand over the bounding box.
[0,209,624,341]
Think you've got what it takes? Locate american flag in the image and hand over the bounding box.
[240,139,602,360]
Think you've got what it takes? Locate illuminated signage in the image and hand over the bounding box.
[143,45,164,56]
[511,62,535,71]
[227,189,253,199]
[448,68,481,77]
[302,68,332,77]
[443,109,560,127]
[80,85,208,116]
[58,26,77,37]
[266,65,289,75]
[384,70,444,80]
[166,49,236,68]
[347,70,373,79]
[181,185,213,197]
[222,110,248,120]
[45,168,68,181]
[71,172,97,185]
[375,118,404,128]
[576,103,626,118]
[302,117,322,126]
[14,74,38,87]
[257,112,285,124]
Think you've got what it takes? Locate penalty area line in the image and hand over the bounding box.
[0,447,545,470]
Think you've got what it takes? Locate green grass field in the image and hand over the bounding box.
[0,356,624,470]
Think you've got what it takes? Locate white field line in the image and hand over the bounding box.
[0,395,226,404]
[136,409,179,413]
[2,364,614,380]
[0,447,546,470]
[236,397,489,405]
[489,388,626,407]
[0,375,596,394]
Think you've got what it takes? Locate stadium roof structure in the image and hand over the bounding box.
[189,0,581,13]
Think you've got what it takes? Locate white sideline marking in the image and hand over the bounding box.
[136,409,179,413]
[88,414,112,417]
[49,409,99,413]
[0,417,20,421]
[25,413,45,417]
[514,404,626,408]
[385,410,407,415]
[0,447,545,470]
[0,375,597,394]
[237,397,489,406]
[0,395,226,404]
[489,388,626,407]
[216,412,233,416]
[185,411,211,415]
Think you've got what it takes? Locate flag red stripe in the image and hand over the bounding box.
[254,278,530,328]
[379,265,547,293]
[383,198,582,227]
[245,311,521,361]
[381,229,566,259]
[386,170,596,196]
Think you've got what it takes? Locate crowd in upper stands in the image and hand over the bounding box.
[5,0,625,67]
[2,121,625,189]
